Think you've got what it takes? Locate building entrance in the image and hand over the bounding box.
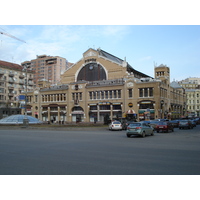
[71,106,84,122]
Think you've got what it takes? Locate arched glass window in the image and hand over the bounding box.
[77,63,106,81]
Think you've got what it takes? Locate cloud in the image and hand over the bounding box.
[139,56,152,61]
[0,25,131,64]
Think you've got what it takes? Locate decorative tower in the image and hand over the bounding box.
[154,64,171,119]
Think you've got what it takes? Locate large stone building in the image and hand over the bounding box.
[25,48,186,123]
[0,60,33,118]
[21,55,72,87]
[178,78,200,117]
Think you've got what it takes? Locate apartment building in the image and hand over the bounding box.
[178,78,200,117]
[0,60,33,118]
[21,55,70,87]
[24,48,186,123]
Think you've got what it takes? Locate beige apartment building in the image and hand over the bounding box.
[21,55,71,87]
[178,78,200,117]
[0,60,33,118]
[24,48,186,123]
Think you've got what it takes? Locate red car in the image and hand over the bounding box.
[155,121,174,133]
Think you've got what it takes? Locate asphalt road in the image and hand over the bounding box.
[0,125,200,175]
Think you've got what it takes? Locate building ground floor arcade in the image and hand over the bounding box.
[24,96,185,123]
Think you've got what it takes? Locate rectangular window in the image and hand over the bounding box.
[139,88,143,97]
[89,92,92,100]
[90,105,97,110]
[118,90,121,98]
[100,105,110,110]
[128,89,132,98]
[79,93,82,100]
[144,88,148,97]
[35,95,38,103]
[93,92,96,100]
[97,91,100,99]
[109,90,112,99]
[149,88,153,97]
[101,91,104,99]
[114,90,117,98]
[113,105,121,110]
[105,91,108,99]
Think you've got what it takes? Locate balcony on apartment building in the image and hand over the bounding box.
[19,74,25,79]
[46,58,57,65]
[8,78,15,83]
[0,70,5,75]
[8,72,15,77]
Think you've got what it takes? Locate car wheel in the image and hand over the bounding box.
[151,131,154,136]
[127,134,130,138]
[142,131,145,138]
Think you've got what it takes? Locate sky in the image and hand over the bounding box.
[1,25,200,81]
[1,0,199,198]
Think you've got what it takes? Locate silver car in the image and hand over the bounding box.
[126,122,154,137]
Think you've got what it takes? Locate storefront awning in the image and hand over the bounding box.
[126,109,136,114]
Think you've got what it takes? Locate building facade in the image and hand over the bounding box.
[24,48,186,123]
[178,78,200,117]
[0,60,33,118]
[21,55,71,87]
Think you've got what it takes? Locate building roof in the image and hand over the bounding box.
[170,81,183,89]
[98,48,150,78]
[0,60,23,71]
[98,49,124,65]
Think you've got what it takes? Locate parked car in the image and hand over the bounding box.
[155,121,174,133]
[126,122,154,138]
[124,121,136,130]
[149,120,160,130]
[194,118,200,125]
[109,121,122,131]
[170,120,179,128]
[189,120,196,128]
[179,120,193,129]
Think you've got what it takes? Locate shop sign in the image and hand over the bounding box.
[128,102,133,107]
[140,101,152,104]
[85,58,96,63]
[99,102,110,105]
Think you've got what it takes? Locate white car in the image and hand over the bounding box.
[109,121,122,131]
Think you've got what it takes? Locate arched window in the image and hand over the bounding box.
[77,63,106,81]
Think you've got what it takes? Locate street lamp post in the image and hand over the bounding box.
[23,64,29,127]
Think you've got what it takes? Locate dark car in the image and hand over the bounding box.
[189,120,196,128]
[155,121,174,133]
[124,121,136,130]
[179,120,193,129]
[194,118,200,125]
[149,120,160,130]
[170,120,179,128]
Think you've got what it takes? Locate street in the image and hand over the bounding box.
[0,125,200,175]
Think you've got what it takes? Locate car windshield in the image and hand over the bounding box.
[180,120,188,123]
[129,123,141,127]
[157,122,167,125]
[113,121,120,124]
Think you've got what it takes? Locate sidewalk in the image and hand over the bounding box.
[0,122,107,131]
